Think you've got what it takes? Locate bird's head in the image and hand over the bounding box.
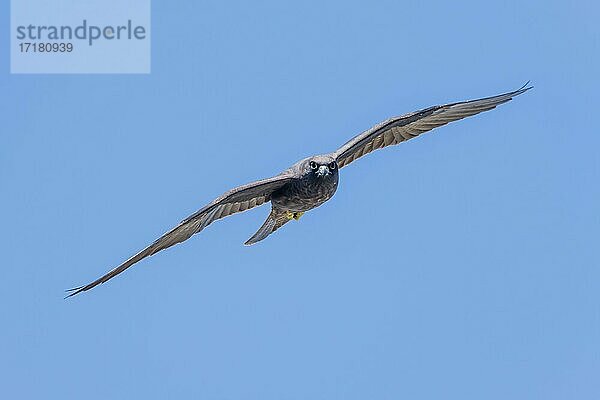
[305,155,338,178]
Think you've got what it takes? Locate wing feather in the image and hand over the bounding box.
[66,173,293,297]
[334,83,532,168]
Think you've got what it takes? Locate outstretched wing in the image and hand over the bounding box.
[66,174,294,297]
[334,83,532,168]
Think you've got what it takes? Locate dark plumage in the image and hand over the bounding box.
[67,83,531,297]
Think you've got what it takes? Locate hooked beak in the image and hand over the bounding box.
[316,165,330,177]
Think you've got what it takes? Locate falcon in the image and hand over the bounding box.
[67,83,531,297]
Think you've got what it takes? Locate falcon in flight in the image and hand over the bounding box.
[67,83,531,297]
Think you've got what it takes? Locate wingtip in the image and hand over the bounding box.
[518,80,533,92]
[64,285,85,299]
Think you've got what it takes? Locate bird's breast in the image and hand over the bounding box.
[272,174,338,212]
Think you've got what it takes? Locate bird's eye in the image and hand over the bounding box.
[309,161,318,170]
[328,161,337,170]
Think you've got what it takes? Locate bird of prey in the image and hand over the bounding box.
[66,83,531,297]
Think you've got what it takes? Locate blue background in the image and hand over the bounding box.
[2,1,598,399]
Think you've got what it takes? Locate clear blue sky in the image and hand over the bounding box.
[2,1,599,399]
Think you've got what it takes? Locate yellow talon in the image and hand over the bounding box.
[284,211,304,220]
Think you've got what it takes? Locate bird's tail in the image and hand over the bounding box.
[244,208,292,245]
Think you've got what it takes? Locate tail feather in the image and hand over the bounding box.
[245,208,291,245]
